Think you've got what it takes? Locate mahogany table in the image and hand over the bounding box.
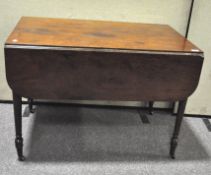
[4,17,204,161]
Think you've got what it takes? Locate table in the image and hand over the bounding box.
[4,17,204,161]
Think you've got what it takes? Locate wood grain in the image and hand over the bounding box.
[5,47,203,101]
[6,17,202,53]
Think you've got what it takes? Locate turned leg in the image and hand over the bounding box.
[13,92,25,161]
[172,101,176,115]
[170,99,187,159]
[149,101,154,115]
[28,98,35,113]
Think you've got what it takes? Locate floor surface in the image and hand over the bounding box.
[0,104,211,175]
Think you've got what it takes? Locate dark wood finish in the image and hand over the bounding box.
[13,92,25,161]
[6,17,202,53]
[172,102,176,115]
[28,98,35,113]
[170,100,187,159]
[4,17,204,160]
[149,101,154,115]
[5,47,203,101]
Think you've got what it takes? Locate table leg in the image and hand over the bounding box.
[170,99,187,159]
[13,92,25,161]
[172,101,176,115]
[28,98,35,113]
[149,101,154,115]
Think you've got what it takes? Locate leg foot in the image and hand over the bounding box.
[149,101,154,115]
[15,137,25,161]
[170,137,178,159]
[169,99,187,159]
[28,98,35,113]
[18,156,25,161]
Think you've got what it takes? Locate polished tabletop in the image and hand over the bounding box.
[6,17,202,53]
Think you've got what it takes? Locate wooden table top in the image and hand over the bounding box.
[6,17,202,53]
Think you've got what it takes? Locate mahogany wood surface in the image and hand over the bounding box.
[6,17,202,53]
[4,17,204,101]
[5,47,203,101]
